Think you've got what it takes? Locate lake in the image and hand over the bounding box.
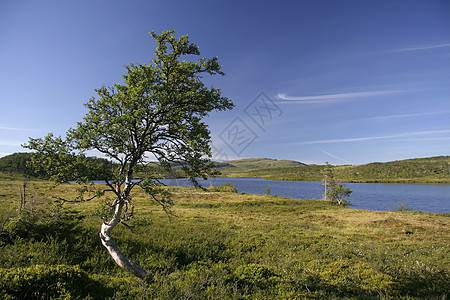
[160,177,450,213]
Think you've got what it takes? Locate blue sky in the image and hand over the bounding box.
[1,0,449,165]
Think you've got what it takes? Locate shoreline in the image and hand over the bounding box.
[218,175,450,185]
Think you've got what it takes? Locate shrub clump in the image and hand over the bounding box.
[209,182,238,193]
[0,264,112,299]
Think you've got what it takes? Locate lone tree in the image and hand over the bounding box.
[328,183,352,206]
[322,162,352,206]
[264,185,270,196]
[24,30,234,281]
[322,161,334,201]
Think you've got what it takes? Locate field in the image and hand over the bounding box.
[0,176,448,299]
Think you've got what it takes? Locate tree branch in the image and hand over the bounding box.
[52,190,112,204]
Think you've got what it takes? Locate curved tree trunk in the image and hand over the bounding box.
[99,197,152,282]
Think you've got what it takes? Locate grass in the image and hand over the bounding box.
[0,175,448,299]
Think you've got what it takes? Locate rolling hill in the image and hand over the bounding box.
[215,158,306,176]
[216,156,450,184]
[1,153,449,183]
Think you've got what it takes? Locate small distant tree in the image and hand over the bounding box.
[24,30,234,281]
[264,185,270,196]
[322,162,352,206]
[391,202,411,212]
[18,177,28,217]
[329,183,352,206]
[322,162,334,201]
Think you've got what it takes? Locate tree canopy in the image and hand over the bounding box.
[24,30,234,280]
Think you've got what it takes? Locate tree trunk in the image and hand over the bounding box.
[99,197,152,282]
[18,179,27,217]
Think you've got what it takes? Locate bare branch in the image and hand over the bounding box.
[51,188,113,204]
[120,221,134,233]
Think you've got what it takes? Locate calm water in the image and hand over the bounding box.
[161,177,450,213]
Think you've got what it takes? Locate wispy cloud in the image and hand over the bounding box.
[391,137,450,142]
[363,111,450,122]
[360,43,450,58]
[0,126,43,132]
[388,43,450,53]
[277,90,403,103]
[0,140,23,147]
[319,148,351,164]
[299,129,450,145]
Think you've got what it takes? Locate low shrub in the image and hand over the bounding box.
[0,264,112,299]
[234,263,278,290]
[209,182,238,193]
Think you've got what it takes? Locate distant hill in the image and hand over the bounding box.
[0,152,116,180]
[1,153,449,183]
[0,152,37,177]
[334,156,450,184]
[222,156,450,184]
[216,158,306,176]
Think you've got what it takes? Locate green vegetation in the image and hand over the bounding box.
[216,158,306,176]
[218,156,450,184]
[209,182,238,193]
[0,152,116,180]
[322,161,352,206]
[0,177,448,299]
[0,152,35,177]
[21,30,234,280]
[334,156,450,183]
[264,185,270,196]
[1,155,448,184]
[328,184,352,206]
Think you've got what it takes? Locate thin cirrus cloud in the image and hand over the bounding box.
[361,110,450,122]
[387,43,450,53]
[318,148,351,164]
[0,140,23,147]
[276,90,403,103]
[0,126,43,132]
[366,43,450,57]
[299,129,450,145]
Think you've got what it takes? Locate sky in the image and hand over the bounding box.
[1,0,449,165]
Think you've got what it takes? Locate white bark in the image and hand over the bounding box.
[99,197,151,281]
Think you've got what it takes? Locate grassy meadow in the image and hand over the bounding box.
[0,175,448,299]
